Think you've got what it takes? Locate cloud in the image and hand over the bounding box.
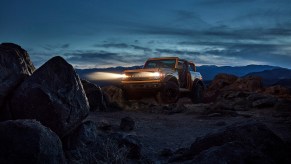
[42,43,70,51]
[96,43,152,52]
[61,44,70,49]
[156,48,200,55]
[62,50,147,68]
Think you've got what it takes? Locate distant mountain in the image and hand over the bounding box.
[197,65,280,80]
[75,65,142,75]
[244,68,291,86]
[76,65,284,86]
[76,65,280,80]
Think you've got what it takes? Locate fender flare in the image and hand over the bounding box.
[163,75,179,85]
[192,79,205,90]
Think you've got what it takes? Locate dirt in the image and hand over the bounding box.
[87,103,291,161]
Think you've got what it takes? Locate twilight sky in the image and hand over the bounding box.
[1,0,291,68]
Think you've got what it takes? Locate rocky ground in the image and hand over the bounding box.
[1,43,291,163]
[87,99,291,163]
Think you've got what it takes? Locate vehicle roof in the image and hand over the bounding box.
[147,57,180,60]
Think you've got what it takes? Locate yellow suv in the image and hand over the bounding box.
[121,57,204,103]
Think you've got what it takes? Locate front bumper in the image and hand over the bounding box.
[122,81,164,91]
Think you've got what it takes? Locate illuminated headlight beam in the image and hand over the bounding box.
[85,72,126,80]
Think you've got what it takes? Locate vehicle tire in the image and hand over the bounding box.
[156,81,179,104]
[190,83,204,104]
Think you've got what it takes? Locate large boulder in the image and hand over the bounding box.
[207,73,238,91]
[229,75,263,92]
[63,120,99,163]
[170,121,289,163]
[205,74,263,103]
[204,74,238,102]
[9,56,89,137]
[81,79,107,111]
[0,43,35,110]
[102,85,126,110]
[0,119,65,163]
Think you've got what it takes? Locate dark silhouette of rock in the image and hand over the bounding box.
[247,93,278,108]
[207,73,238,91]
[63,120,99,163]
[162,103,188,114]
[97,119,112,131]
[205,74,263,103]
[64,121,98,150]
[120,116,135,131]
[229,75,263,92]
[0,43,35,111]
[115,134,142,159]
[159,148,173,157]
[102,85,126,110]
[9,56,89,137]
[204,74,238,102]
[0,119,65,163]
[170,121,289,163]
[190,141,271,164]
[81,79,107,111]
[265,85,291,100]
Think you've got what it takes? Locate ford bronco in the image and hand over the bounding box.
[121,57,204,103]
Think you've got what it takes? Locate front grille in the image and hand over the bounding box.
[124,72,159,81]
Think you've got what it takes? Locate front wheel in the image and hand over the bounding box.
[156,81,179,104]
[190,84,204,104]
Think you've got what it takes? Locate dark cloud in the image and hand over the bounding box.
[97,43,152,52]
[100,43,129,49]
[42,44,71,51]
[64,51,119,62]
[156,49,200,55]
[62,50,148,68]
[61,44,70,49]
[131,45,151,52]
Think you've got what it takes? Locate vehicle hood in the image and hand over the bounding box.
[123,68,175,74]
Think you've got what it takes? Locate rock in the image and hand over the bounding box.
[102,86,126,110]
[81,80,107,111]
[170,121,288,163]
[0,119,65,163]
[207,74,238,91]
[252,97,278,108]
[190,141,271,164]
[9,56,89,137]
[63,120,99,163]
[0,43,35,111]
[97,119,112,131]
[118,134,142,159]
[274,99,291,111]
[63,121,98,150]
[159,148,173,157]
[204,74,263,103]
[229,76,263,92]
[215,121,226,126]
[265,85,290,96]
[248,93,278,108]
[120,116,135,131]
[163,103,188,114]
[264,85,291,100]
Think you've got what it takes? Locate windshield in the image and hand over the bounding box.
[144,59,176,69]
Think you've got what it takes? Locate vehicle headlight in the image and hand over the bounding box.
[121,74,129,79]
[150,72,161,77]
